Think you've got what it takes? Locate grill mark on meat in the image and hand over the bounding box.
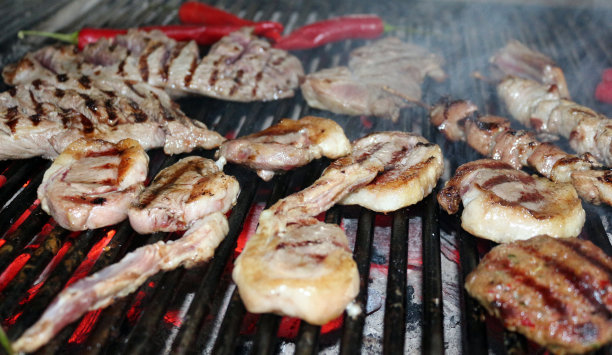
[272,55,286,66]
[104,99,117,125]
[184,57,198,87]
[517,244,612,319]
[124,81,145,98]
[102,90,116,98]
[150,92,175,122]
[8,87,17,97]
[60,108,71,128]
[62,195,107,205]
[558,239,612,278]
[275,239,347,251]
[133,162,199,209]
[79,114,94,134]
[229,84,239,96]
[54,88,65,98]
[32,79,43,90]
[78,75,92,89]
[56,74,68,82]
[491,258,568,316]
[86,148,120,158]
[139,43,162,82]
[209,69,219,87]
[79,93,100,117]
[6,107,19,133]
[163,41,187,82]
[128,101,148,123]
[118,58,126,77]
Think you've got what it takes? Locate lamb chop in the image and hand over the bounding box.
[128,156,239,234]
[438,159,585,243]
[466,235,612,354]
[37,138,149,231]
[301,37,445,121]
[233,131,440,324]
[216,116,351,181]
[430,99,612,206]
[3,28,304,102]
[0,73,225,160]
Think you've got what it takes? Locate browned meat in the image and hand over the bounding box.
[438,159,585,243]
[216,116,351,181]
[430,99,612,206]
[0,73,225,160]
[37,138,149,231]
[490,39,570,99]
[301,37,445,121]
[128,156,239,234]
[465,235,612,354]
[3,28,304,102]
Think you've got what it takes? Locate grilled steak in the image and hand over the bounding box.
[465,235,612,354]
[37,138,149,231]
[128,156,239,234]
[430,99,612,205]
[216,116,351,181]
[339,131,443,212]
[301,37,445,121]
[438,159,585,243]
[3,28,304,102]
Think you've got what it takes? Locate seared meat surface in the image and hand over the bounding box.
[438,159,585,243]
[3,28,304,102]
[466,235,612,354]
[216,116,351,181]
[301,37,445,121]
[37,138,149,231]
[430,99,612,205]
[128,156,239,234]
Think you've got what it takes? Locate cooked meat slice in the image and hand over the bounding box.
[430,98,479,141]
[465,235,612,354]
[490,39,570,99]
[340,132,443,212]
[128,156,239,234]
[234,131,420,324]
[216,116,351,181]
[438,159,585,243]
[301,37,445,121]
[37,138,148,231]
[12,212,229,354]
[0,76,224,160]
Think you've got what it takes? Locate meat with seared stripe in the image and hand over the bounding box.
[466,235,612,354]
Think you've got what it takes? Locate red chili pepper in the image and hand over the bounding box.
[178,1,283,41]
[18,22,283,50]
[595,68,612,103]
[273,15,390,50]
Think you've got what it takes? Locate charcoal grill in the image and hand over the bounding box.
[1,0,612,354]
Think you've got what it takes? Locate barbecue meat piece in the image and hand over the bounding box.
[128,156,239,234]
[3,28,304,102]
[465,235,612,354]
[13,212,230,354]
[340,132,443,212]
[0,75,225,160]
[301,37,445,121]
[438,159,585,243]
[37,138,148,231]
[490,39,570,99]
[216,116,351,181]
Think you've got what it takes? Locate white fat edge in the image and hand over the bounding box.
[215,156,227,171]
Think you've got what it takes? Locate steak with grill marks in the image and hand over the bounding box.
[37,138,149,231]
[466,235,612,354]
[3,28,304,102]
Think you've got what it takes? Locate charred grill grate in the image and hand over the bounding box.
[1,0,612,354]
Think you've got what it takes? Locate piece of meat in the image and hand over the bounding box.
[438,159,585,243]
[233,131,433,324]
[128,156,239,234]
[3,28,304,102]
[465,235,612,354]
[37,138,148,231]
[339,132,443,212]
[430,99,612,206]
[216,116,351,181]
[12,211,229,354]
[0,74,225,160]
[301,37,445,121]
[497,76,612,166]
[490,39,570,99]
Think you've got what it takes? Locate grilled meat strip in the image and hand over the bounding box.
[465,235,612,354]
[490,39,570,99]
[339,132,443,212]
[301,37,445,121]
[216,116,351,181]
[497,76,612,166]
[431,99,612,205]
[0,73,224,160]
[438,159,585,243]
[233,131,436,324]
[3,28,304,102]
[128,156,239,234]
[37,138,148,231]
[13,212,230,354]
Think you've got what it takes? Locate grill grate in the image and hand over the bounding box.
[1,1,612,354]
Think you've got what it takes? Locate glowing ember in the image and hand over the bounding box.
[65,230,116,287]
[68,309,102,344]
[0,254,31,293]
